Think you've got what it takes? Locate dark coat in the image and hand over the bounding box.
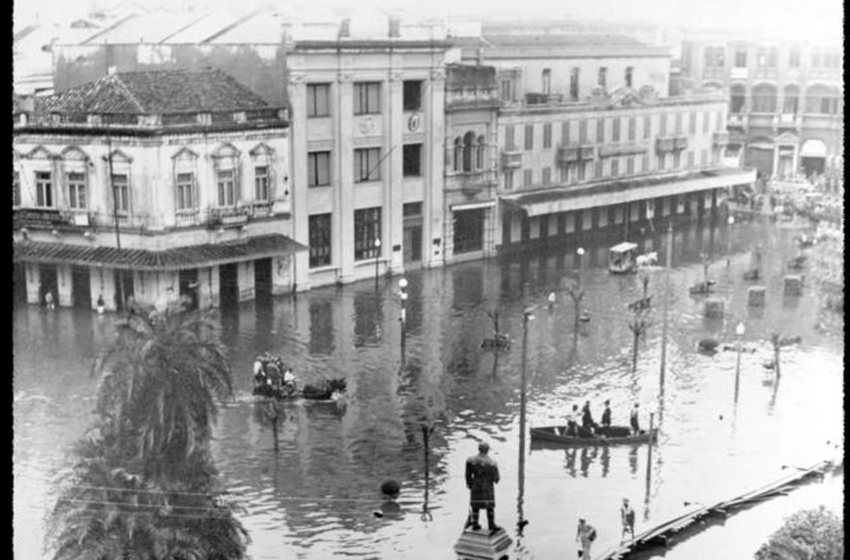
[581,405,595,429]
[601,407,612,428]
[466,453,500,508]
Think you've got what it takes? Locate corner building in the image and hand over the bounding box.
[285,13,450,289]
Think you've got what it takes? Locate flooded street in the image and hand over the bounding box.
[14,217,843,559]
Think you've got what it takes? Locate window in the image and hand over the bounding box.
[656,153,665,172]
[788,47,801,68]
[462,132,475,172]
[66,172,87,209]
[504,170,514,190]
[757,47,778,67]
[752,84,777,113]
[505,125,516,150]
[598,67,607,89]
[308,151,331,187]
[612,118,621,142]
[643,115,651,139]
[309,214,332,268]
[35,171,53,207]
[689,111,697,134]
[500,79,514,101]
[543,123,552,149]
[254,166,270,201]
[611,159,619,177]
[596,119,604,143]
[542,68,551,95]
[569,68,580,100]
[626,156,635,175]
[730,85,746,113]
[641,154,649,172]
[734,49,747,68]
[579,120,588,144]
[476,135,486,169]
[14,171,21,207]
[705,46,725,67]
[562,121,570,145]
[453,138,463,171]
[687,151,695,168]
[659,114,667,136]
[403,144,422,177]
[354,207,382,261]
[403,80,422,111]
[672,151,681,169]
[715,111,723,131]
[625,66,634,88]
[307,84,330,117]
[354,82,381,115]
[811,52,822,67]
[594,160,603,179]
[674,113,682,135]
[355,148,382,183]
[542,167,551,184]
[112,174,129,213]
[524,124,534,151]
[523,169,533,187]
[175,172,194,210]
[403,202,422,217]
[217,169,236,206]
[701,149,708,166]
[578,162,587,181]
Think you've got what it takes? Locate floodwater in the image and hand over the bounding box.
[14,217,844,559]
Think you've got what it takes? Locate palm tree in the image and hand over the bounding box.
[94,308,233,473]
[755,506,843,560]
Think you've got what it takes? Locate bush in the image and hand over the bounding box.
[755,506,843,560]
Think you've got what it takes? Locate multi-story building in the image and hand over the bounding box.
[446,31,755,254]
[442,63,501,263]
[680,38,843,180]
[284,11,450,288]
[13,68,301,310]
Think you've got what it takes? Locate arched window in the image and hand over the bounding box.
[453,138,463,172]
[805,84,840,115]
[475,135,486,170]
[730,84,746,113]
[61,147,90,210]
[462,131,475,172]
[782,84,799,114]
[751,83,777,113]
[212,143,241,207]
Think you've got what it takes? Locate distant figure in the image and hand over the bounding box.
[96,294,105,315]
[620,498,635,541]
[548,292,556,309]
[629,403,641,435]
[576,518,597,558]
[565,404,580,436]
[581,401,596,434]
[464,442,501,535]
[44,291,55,310]
[600,400,612,430]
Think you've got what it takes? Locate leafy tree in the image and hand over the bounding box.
[755,506,843,560]
[47,308,249,560]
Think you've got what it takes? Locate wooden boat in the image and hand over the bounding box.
[481,333,511,350]
[530,425,657,446]
[689,280,716,295]
[608,242,638,274]
[252,353,346,401]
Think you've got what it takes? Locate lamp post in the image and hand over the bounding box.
[576,247,585,292]
[399,277,408,359]
[374,237,382,292]
[734,321,745,402]
[726,215,735,267]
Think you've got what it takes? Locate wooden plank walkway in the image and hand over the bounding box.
[595,459,837,560]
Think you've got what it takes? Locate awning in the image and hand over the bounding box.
[800,139,828,158]
[13,233,307,271]
[451,200,497,212]
[500,167,757,217]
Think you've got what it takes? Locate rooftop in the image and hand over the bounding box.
[39,68,271,116]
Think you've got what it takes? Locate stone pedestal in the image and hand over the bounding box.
[784,275,803,296]
[704,298,725,318]
[748,286,766,307]
[454,528,513,560]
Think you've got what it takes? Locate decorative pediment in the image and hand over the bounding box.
[60,145,90,162]
[102,148,134,164]
[171,147,199,161]
[249,142,276,158]
[609,87,646,108]
[212,142,241,159]
[25,145,58,160]
[774,131,800,145]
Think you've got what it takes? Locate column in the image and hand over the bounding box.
[288,71,311,291]
[772,145,780,178]
[337,73,355,282]
[237,260,255,301]
[388,69,404,274]
[57,265,73,307]
[25,264,40,304]
[271,254,293,295]
[197,266,219,309]
[424,66,447,268]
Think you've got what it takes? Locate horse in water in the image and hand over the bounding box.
[636,252,658,268]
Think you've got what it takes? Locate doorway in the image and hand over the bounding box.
[38,265,58,306]
[71,267,92,309]
[254,258,273,299]
[179,269,199,311]
[219,263,239,311]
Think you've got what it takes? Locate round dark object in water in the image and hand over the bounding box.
[380,479,400,497]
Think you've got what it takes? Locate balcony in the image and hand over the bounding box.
[557,145,595,164]
[249,201,274,219]
[673,136,689,151]
[712,131,730,147]
[457,170,497,197]
[598,142,649,158]
[501,150,523,169]
[753,67,779,80]
[208,206,249,228]
[175,209,200,227]
[655,137,674,153]
[727,113,748,129]
[13,208,95,230]
[773,113,801,131]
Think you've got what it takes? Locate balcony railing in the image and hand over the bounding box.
[557,145,595,164]
[598,142,649,158]
[727,113,748,128]
[673,136,689,151]
[501,150,523,169]
[249,201,274,219]
[175,209,200,226]
[208,206,249,228]
[655,137,675,152]
[456,170,497,197]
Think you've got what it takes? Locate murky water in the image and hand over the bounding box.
[14,217,843,559]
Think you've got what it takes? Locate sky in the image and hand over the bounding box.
[13,0,844,45]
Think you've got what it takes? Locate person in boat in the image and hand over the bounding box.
[629,403,641,435]
[620,498,635,541]
[282,365,296,393]
[580,401,597,436]
[564,404,580,436]
[600,400,612,435]
[253,359,266,385]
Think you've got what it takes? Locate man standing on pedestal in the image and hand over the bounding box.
[464,441,501,535]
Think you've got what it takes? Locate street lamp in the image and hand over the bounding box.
[399,277,408,357]
[576,247,585,292]
[734,321,745,401]
[726,215,735,267]
[374,237,382,291]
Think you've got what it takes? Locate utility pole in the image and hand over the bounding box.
[771,332,781,379]
[518,308,533,535]
[104,46,124,313]
[659,223,673,397]
[567,247,585,333]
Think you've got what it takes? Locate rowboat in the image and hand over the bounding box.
[530,425,657,446]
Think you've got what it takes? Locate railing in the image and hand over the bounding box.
[456,170,497,197]
[773,113,801,129]
[673,136,689,151]
[249,201,274,219]
[655,137,675,152]
[175,209,200,226]
[208,206,249,228]
[501,150,523,169]
[598,142,649,158]
[557,145,596,164]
